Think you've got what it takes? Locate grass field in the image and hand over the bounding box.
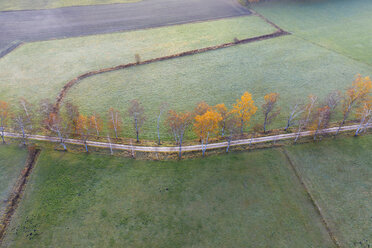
[0,15,275,107]
[252,0,372,66]
[66,35,372,140]
[285,135,372,247]
[1,149,334,247]
[0,145,28,220]
[0,0,140,11]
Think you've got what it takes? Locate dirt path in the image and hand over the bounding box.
[0,148,41,245]
[2,124,369,154]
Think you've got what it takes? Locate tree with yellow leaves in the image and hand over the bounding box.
[337,75,372,135]
[231,92,257,135]
[89,113,103,137]
[355,97,372,136]
[262,93,280,133]
[0,101,9,144]
[194,110,222,156]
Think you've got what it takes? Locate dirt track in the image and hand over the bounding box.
[2,124,369,154]
[0,0,250,57]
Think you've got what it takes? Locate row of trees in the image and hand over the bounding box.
[0,75,371,158]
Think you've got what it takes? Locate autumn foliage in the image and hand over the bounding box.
[231,92,257,135]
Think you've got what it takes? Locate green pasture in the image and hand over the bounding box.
[285,135,372,247]
[0,145,28,220]
[0,15,275,107]
[66,35,371,140]
[2,149,334,247]
[0,0,140,11]
[252,0,372,65]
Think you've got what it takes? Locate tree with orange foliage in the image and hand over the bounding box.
[193,101,210,117]
[108,108,121,139]
[194,110,222,156]
[312,105,331,140]
[337,75,372,135]
[355,97,372,136]
[46,113,68,150]
[76,114,90,152]
[166,110,192,159]
[262,93,280,133]
[0,101,9,144]
[89,113,103,136]
[231,92,257,135]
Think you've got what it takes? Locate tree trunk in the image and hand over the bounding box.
[84,140,88,152]
[157,114,161,145]
[240,119,244,135]
[263,115,268,133]
[1,122,5,144]
[135,119,139,142]
[226,136,232,153]
[107,135,113,155]
[178,136,183,159]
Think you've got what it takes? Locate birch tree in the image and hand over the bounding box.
[214,103,228,137]
[46,113,68,150]
[312,105,331,140]
[194,110,222,156]
[89,114,103,137]
[108,108,121,139]
[231,92,257,135]
[224,111,239,153]
[76,114,90,152]
[337,75,371,135]
[128,100,146,142]
[355,98,372,136]
[13,111,31,146]
[166,110,192,159]
[0,101,9,144]
[284,102,304,131]
[262,93,280,133]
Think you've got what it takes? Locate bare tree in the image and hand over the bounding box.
[19,98,34,130]
[294,95,317,143]
[262,93,280,133]
[224,112,239,153]
[284,102,304,131]
[157,102,168,145]
[128,100,146,142]
[13,112,31,146]
[313,106,331,140]
[108,108,121,139]
[47,113,68,150]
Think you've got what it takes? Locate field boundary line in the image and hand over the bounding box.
[0,148,41,245]
[0,41,23,59]
[2,124,369,153]
[281,148,342,247]
[52,30,290,114]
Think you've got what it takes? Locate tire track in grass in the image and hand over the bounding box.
[281,148,341,248]
[0,147,41,245]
